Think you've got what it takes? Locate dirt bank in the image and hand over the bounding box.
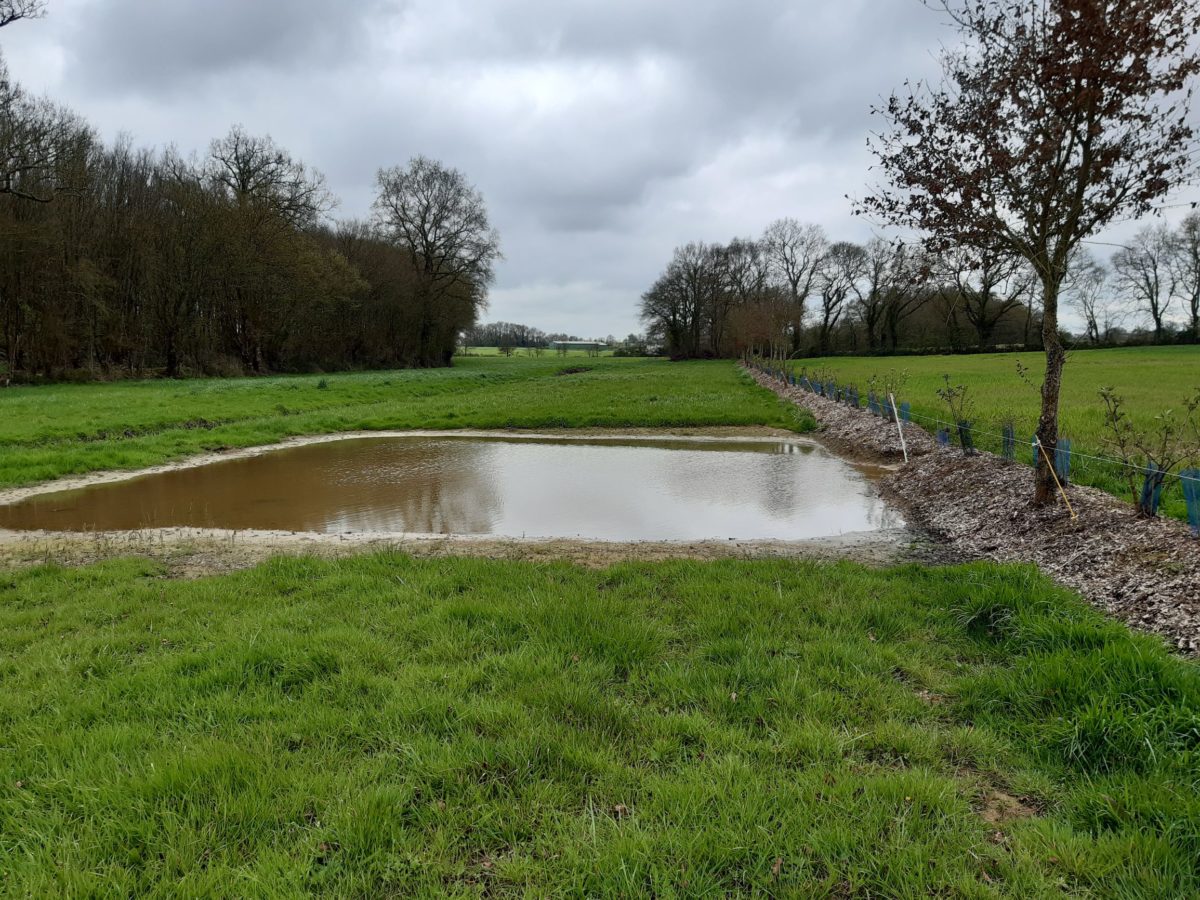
[748,366,1200,654]
[0,527,933,577]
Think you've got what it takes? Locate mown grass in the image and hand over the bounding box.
[0,555,1196,896]
[0,357,809,490]
[790,346,1200,519]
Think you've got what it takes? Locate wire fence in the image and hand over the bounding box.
[746,358,1200,537]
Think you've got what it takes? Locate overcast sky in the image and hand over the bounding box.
[3,0,1198,337]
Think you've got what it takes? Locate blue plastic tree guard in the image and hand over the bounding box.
[1139,462,1166,517]
[900,402,911,423]
[1182,469,1200,537]
[1002,424,1016,462]
[936,428,951,448]
[957,421,976,456]
[1054,439,1072,484]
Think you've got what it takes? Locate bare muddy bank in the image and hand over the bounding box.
[0,526,930,578]
[748,366,1200,654]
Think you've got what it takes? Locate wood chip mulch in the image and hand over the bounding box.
[748,366,1200,654]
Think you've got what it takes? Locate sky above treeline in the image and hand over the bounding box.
[4,0,1199,338]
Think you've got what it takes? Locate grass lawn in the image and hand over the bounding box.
[790,346,1200,519]
[0,357,809,490]
[1,555,1197,896]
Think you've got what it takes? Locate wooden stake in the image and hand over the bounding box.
[1035,437,1078,521]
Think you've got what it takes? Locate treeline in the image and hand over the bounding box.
[0,12,498,381]
[642,217,1200,360]
[462,322,553,349]
[461,322,635,351]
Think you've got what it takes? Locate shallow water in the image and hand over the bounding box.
[0,435,901,541]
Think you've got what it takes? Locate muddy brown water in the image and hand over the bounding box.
[0,435,901,541]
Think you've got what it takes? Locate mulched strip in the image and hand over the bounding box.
[748,366,1200,654]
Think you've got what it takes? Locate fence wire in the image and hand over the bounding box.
[745,360,1200,524]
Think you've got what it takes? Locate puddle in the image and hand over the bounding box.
[0,435,901,541]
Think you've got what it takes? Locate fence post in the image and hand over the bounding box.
[889,393,908,464]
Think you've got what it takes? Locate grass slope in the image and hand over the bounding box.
[0,358,809,490]
[792,346,1200,518]
[1,555,1198,897]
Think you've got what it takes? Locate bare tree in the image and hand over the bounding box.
[853,237,911,352]
[1169,212,1200,341]
[939,246,1031,348]
[1065,250,1116,345]
[0,55,80,203]
[713,237,768,354]
[207,126,334,227]
[1112,224,1176,342]
[861,0,1200,504]
[762,219,827,355]
[373,157,502,366]
[0,1,44,29]
[816,242,867,355]
[881,246,931,351]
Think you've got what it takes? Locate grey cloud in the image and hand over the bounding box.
[66,0,395,93]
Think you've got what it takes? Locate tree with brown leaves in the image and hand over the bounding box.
[860,0,1200,505]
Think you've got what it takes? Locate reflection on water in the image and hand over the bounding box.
[0,436,902,541]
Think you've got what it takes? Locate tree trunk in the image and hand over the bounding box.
[1034,277,1064,505]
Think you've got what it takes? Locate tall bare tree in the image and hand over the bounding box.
[861,0,1200,504]
[1065,250,1115,345]
[937,246,1031,348]
[1112,224,1176,342]
[762,219,827,355]
[206,126,333,227]
[881,246,931,351]
[853,237,913,352]
[373,157,501,366]
[1169,212,1200,342]
[816,242,867,355]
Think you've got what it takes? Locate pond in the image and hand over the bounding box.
[0,435,901,541]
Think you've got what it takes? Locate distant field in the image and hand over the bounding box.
[458,346,617,358]
[0,357,808,490]
[3,554,1198,895]
[790,346,1200,519]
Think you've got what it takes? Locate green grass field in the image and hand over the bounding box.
[3,352,1199,895]
[2,555,1198,896]
[0,357,809,490]
[789,346,1200,519]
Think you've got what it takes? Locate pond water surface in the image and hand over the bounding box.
[0,435,901,541]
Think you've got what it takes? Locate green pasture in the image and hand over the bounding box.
[2,555,1198,896]
[0,357,809,490]
[457,346,617,358]
[790,346,1200,520]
